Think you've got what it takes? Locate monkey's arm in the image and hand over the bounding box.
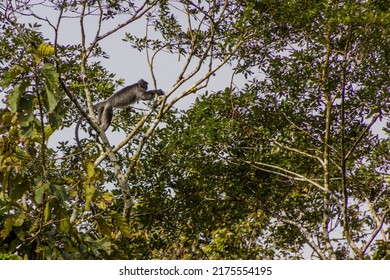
[141,89,165,100]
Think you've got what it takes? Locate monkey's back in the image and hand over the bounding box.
[107,84,139,108]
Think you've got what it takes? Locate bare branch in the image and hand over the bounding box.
[86,1,154,56]
[272,139,324,166]
[345,114,380,161]
[361,207,390,256]
[239,159,330,194]
[282,218,327,260]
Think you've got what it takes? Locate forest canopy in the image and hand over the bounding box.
[0,0,389,259]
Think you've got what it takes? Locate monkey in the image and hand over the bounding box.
[75,79,164,147]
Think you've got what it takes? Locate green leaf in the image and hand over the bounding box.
[2,64,30,88]
[0,217,14,239]
[44,124,55,140]
[59,218,70,234]
[7,80,31,113]
[51,184,67,206]
[96,216,112,237]
[20,124,33,139]
[90,238,112,256]
[41,63,60,113]
[28,219,39,234]
[112,213,131,238]
[9,181,29,201]
[14,213,25,227]
[0,253,22,260]
[34,182,50,204]
[17,94,35,127]
[7,85,22,113]
[41,63,58,87]
[57,207,70,234]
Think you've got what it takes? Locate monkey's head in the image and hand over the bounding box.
[138,79,148,90]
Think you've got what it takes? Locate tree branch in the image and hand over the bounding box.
[321,29,336,260]
[238,159,330,194]
[272,140,324,166]
[282,218,327,260]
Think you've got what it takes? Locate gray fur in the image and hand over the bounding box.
[75,79,164,147]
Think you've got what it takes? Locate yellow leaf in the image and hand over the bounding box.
[36,43,55,59]
[44,201,51,222]
[86,160,96,181]
[84,184,95,211]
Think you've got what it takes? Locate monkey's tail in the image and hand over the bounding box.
[75,116,83,149]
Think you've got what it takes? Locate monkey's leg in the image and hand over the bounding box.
[100,105,113,131]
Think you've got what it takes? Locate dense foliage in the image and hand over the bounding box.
[0,0,389,259]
